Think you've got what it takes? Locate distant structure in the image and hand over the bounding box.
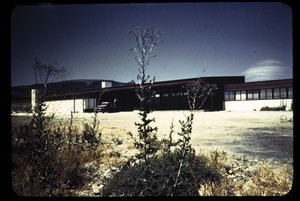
[101,81,112,88]
[26,76,293,114]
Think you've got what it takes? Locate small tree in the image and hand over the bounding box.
[173,74,217,189]
[29,58,69,162]
[128,25,164,169]
[186,74,217,112]
[31,58,69,112]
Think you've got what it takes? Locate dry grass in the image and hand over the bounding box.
[198,150,293,196]
[125,142,135,150]
[98,144,124,166]
[240,162,293,196]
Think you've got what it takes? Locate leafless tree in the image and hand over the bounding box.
[173,72,217,189]
[30,58,69,138]
[32,58,69,101]
[185,71,217,111]
[129,25,163,85]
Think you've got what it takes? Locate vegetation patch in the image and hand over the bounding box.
[260,106,286,111]
[102,149,221,196]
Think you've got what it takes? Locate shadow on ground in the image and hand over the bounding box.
[237,127,293,161]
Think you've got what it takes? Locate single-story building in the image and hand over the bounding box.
[32,76,245,114]
[31,76,293,114]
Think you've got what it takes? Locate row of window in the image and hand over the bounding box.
[156,92,188,98]
[224,87,293,101]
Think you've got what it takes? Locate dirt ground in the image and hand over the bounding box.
[42,110,293,162]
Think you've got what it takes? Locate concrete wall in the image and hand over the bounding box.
[224,99,293,111]
[44,99,84,115]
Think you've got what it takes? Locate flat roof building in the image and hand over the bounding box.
[39,76,245,114]
[28,76,293,114]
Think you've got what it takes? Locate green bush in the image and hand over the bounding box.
[102,149,221,196]
[260,106,286,111]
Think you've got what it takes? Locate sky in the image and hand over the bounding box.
[10,2,293,86]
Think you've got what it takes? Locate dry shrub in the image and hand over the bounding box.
[12,117,103,196]
[102,149,222,196]
[100,151,124,166]
[240,162,293,196]
[125,142,135,150]
[198,150,293,196]
[12,142,85,196]
[206,149,228,169]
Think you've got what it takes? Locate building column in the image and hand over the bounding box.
[31,89,37,113]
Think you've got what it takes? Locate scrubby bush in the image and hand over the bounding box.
[12,124,80,196]
[260,106,286,111]
[11,112,102,196]
[102,149,221,196]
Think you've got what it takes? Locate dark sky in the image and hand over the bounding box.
[11,2,293,86]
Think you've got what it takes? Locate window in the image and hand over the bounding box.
[266,89,273,99]
[84,98,96,109]
[84,99,89,109]
[235,90,246,101]
[288,87,293,98]
[89,98,95,107]
[224,91,229,101]
[247,90,253,100]
[224,91,234,101]
[280,88,287,98]
[274,88,280,99]
[253,90,259,100]
[260,89,266,99]
[235,90,241,100]
[225,86,292,101]
[241,90,246,100]
[229,91,234,101]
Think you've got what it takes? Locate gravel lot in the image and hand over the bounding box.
[44,110,294,162]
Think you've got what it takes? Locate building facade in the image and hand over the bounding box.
[223,79,293,111]
[36,76,245,114]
